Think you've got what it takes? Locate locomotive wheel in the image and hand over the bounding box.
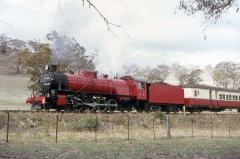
[85,106,96,113]
[136,107,143,113]
[107,99,118,113]
[100,106,110,113]
[144,103,150,112]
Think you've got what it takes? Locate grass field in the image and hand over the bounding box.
[0,112,240,158]
[1,137,240,159]
[0,72,30,110]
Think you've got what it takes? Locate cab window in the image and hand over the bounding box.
[137,82,145,89]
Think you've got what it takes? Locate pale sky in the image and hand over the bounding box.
[0,0,240,73]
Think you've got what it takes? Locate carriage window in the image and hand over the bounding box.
[226,95,229,100]
[194,90,198,97]
[137,82,141,89]
[219,94,222,100]
[229,95,232,100]
[137,82,145,89]
[233,96,236,101]
[236,96,238,101]
[141,83,146,89]
[223,94,225,100]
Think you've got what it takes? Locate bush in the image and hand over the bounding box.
[154,112,165,120]
[69,115,100,132]
[0,113,6,130]
[82,116,100,131]
[112,116,126,126]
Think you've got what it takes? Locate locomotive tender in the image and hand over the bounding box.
[26,67,240,112]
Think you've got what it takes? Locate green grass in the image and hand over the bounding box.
[1,137,240,159]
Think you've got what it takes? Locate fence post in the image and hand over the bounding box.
[183,106,186,115]
[166,115,171,139]
[95,116,98,142]
[6,111,10,143]
[127,115,130,141]
[191,119,194,138]
[229,121,231,138]
[55,114,59,143]
[153,117,156,140]
[211,121,213,138]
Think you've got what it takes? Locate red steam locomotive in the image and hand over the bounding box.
[27,66,240,112]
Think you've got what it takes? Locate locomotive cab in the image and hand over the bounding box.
[136,80,148,101]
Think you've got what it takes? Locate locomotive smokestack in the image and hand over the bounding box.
[50,65,57,72]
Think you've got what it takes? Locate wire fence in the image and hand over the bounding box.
[0,112,240,144]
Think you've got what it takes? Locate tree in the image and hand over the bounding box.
[178,69,203,85]
[0,34,11,55]
[26,43,52,90]
[187,69,203,84]
[0,34,27,71]
[122,63,142,77]
[14,48,31,73]
[146,65,170,82]
[173,64,203,85]
[178,0,238,21]
[231,64,240,88]
[172,64,188,84]
[212,62,236,88]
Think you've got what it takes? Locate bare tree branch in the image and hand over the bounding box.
[0,19,12,27]
[58,0,128,37]
[82,0,122,31]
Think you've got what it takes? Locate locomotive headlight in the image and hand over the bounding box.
[42,98,46,104]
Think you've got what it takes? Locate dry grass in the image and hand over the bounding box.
[0,73,30,110]
[1,112,240,144]
[1,137,240,159]
[1,112,240,158]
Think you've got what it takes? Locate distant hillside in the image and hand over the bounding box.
[0,69,30,110]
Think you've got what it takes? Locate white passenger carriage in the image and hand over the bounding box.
[183,84,240,112]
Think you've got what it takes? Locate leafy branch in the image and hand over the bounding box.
[178,0,238,21]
